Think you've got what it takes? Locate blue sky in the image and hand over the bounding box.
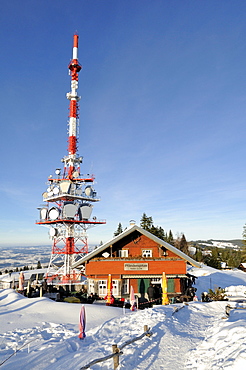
[1,1,246,246]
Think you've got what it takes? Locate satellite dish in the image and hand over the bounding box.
[60,181,70,194]
[55,168,61,175]
[40,208,48,220]
[85,186,93,197]
[49,207,60,220]
[102,252,110,258]
[42,192,48,199]
[53,186,59,195]
[78,204,93,220]
[47,191,53,197]
[47,186,52,192]
[63,203,77,219]
[49,228,58,237]
[73,171,79,178]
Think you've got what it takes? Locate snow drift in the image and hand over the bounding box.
[1,265,246,369]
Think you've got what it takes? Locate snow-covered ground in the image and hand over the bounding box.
[1,265,246,369]
[196,241,241,250]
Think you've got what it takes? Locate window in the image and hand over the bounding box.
[112,280,119,296]
[98,280,119,296]
[122,279,129,294]
[162,247,168,256]
[119,249,128,258]
[142,249,152,258]
[88,279,95,294]
[98,280,107,296]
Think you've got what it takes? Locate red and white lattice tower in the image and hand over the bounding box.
[36,34,105,285]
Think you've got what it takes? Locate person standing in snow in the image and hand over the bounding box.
[147,283,155,301]
[153,285,162,304]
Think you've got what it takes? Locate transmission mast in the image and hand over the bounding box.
[36,34,105,285]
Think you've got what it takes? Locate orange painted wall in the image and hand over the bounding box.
[129,278,138,293]
[85,259,186,276]
[174,278,181,293]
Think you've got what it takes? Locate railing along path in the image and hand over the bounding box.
[80,325,152,370]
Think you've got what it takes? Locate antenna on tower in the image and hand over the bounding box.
[36,34,106,287]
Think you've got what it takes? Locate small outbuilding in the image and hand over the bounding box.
[238,263,246,272]
[73,224,201,303]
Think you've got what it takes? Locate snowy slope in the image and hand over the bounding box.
[189,264,246,298]
[1,266,246,369]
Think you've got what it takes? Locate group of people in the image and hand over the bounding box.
[147,283,162,304]
[185,286,198,300]
[75,289,100,303]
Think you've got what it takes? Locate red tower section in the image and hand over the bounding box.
[36,34,105,285]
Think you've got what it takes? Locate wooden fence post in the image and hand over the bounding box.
[112,344,120,369]
[144,325,152,337]
[225,304,231,317]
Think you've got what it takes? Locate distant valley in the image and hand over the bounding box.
[193,239,243,250]
[0,239,243,273]
[0,245,51,272]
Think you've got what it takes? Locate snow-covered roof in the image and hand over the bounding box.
[72,224,201,268]
[0,268,48,283]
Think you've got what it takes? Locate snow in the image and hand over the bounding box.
[1,266,246,369]
[197,241,240,250]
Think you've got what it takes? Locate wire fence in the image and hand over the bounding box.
[80,325,153,370]
[225,303,246,317]
[0,325,152,370]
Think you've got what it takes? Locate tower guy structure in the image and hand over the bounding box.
[36,34,105,285]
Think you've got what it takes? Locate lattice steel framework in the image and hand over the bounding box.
[36,35,105,284]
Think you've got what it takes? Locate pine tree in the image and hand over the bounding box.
[204,248,221,269]
[241,224,246,262]
[179,234,189,255]
[194,247,203,262]
[140,213,176,242]
[153,226,166,240]
[114,223,123,236]
[140,213,153,231]
[36,261,42,269]
[167,230,174,245]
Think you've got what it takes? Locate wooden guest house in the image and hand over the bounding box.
[73,224,200,303]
